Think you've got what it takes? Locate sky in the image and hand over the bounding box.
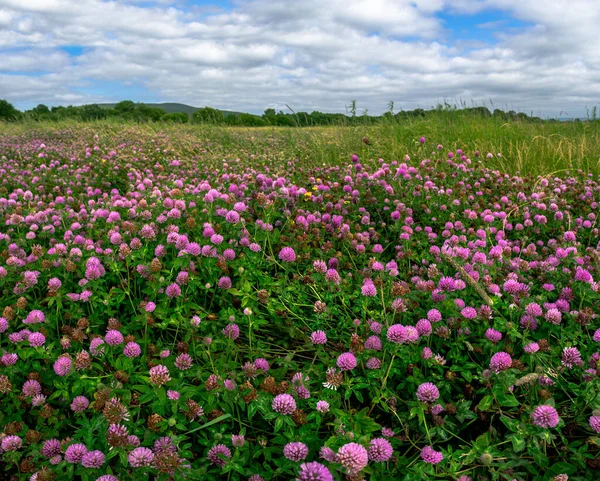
[1,0,599,117]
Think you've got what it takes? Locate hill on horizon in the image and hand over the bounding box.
[97,102,243,117]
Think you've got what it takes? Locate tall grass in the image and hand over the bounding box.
[2,111,600,176]
[372,110,600,176]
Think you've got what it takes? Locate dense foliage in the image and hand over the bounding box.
[0,100,21,121]
[1,126,600,481]
[1,98,554,126]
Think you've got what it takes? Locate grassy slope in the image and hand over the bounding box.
[96,102,242,117]
[3,111,600,176]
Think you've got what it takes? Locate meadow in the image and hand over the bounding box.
[1,116,600,481]
[5,108,600,176]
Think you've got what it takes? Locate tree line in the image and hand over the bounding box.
[0,98,558,126]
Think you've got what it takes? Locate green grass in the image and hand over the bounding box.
[3,111,600,176]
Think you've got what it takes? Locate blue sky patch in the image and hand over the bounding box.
[62,46,85,56]
[186,0,232,14]
[186,0,232,8]
[437,9,533,46]
[2,71,48,77]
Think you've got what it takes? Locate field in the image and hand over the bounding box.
[1,117,600,481]
[5,110,600,176]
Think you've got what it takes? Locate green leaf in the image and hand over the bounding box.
[548,462,577,475]
[186,414,231,434]
[247,402,258,420]
[156,387,166,404]
[354,390,364,403]
[417,406,426,426]
[496,393,519,407]
[138,391,156,404]
[478,395,493,411]
[274,416,284,432]
[532,448,549,468]
[510,435,526,452]
[475,432,491,448]
[500,415,519,432]
[352,408,381,434]
[456,410,477,423]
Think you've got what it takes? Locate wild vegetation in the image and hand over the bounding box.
[3,98,596,126]
[1,123,600,481]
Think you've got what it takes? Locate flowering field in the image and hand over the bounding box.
[1,125,600,481]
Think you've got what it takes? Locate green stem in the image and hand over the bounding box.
[381,353,396,392]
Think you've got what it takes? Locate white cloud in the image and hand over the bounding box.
[333,0,442,37]
[0,0,598,116]
[1,49,71,72]
[0,7,13,25]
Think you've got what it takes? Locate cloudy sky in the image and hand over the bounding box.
[1,0,599,117]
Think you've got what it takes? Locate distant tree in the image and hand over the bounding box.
[461,106,491,118]
[224,115,240,126]
[50,105,66,120]
[26,104,52,120]
[382,111,394,122]
[54,105,82,120]
[308,111,324,124]
[237,113,266,126]
[275,115,295,127]
[33,104,50,114]
[262,108,278,125]
[515,112,528,122]
[114,100,136,114]
[80,104,107,121]
[149,107,166,122]
[492,109,507,120]
[136,104,164,122]
[0,99,551,126]
[192,107,224,124]
[162,112,189,123]
[357,111,372,125]
[0,99,20,120]
[292,112,311,127]
[103,108,120,118]
[66,106,80,117]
